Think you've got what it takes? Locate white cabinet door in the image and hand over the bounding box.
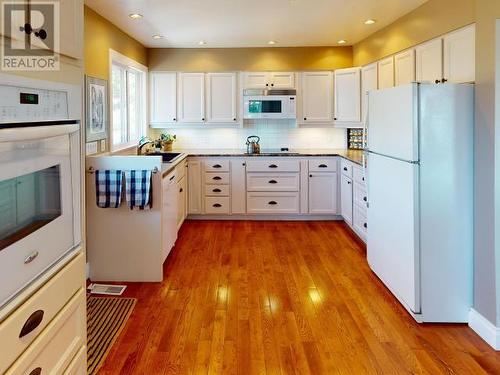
[443,24,475,83]
[334,68,361,123]
[416,38,443,84]
[161,173,178,261]
[187,160,202,214]
[177,175,187,229]
[178,73,205,122]
[361,63,378,122]
[150,72,177,124]
[395,49,415,86]
[340,174,353,225]
[230,158,246,214]
[300,72,333,123]
[243,72,269,89]
[378,56,395,89]
[59,0,83,59]
[309,173,338,214]
[206,73,237,123]
[270,72,295,89]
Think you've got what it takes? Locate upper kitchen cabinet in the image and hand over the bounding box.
[300,72,333,123]
[415,38,443,83]
[378,56,394,89]
[443,24,475,83]
[59,0,83,59]
[178,73,205,123]
[243,72,295,89]
[394,49,415,86]
[150,72,177,126]
[361,63,378,122]
[206,73,237,123]
[334,67,361,125]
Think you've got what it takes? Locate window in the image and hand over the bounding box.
[110,50,147,151]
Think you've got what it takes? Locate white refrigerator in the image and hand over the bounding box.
[365,83,473,322]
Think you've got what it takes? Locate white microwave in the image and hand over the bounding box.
[243,89,296,120]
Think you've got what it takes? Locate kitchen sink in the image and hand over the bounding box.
[144,152,182,163]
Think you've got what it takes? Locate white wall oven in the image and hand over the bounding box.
[243,89,297,119]
[0,79,81,308]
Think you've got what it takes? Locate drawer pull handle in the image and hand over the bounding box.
[24,251,39,265]
[343,167,348,171]
[363,196,367,202]
[347,181,351,185]
[213,188,222,193]
[268,201,278,205]
[268,180,278,184]
[29,368,42,375]
[19,310,44,338]
[362,177,365,181]
[268,164,278,168]
[213,203,222,208]
[364,223,367,229]
[179,188,183,193]
[213,176,222,180]
[318,164,328,168]
[169,175,176,181]
[212,164,222,168]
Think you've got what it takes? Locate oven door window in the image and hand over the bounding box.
[248,100,282,114]
[0,165,61,251]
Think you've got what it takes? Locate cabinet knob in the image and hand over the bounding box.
[347,181,351,185]
[304,117,307,121]
[334,117,337,121]
[309,174,313,178]
[179,188,183,193]
[364,223,367,229]
[233,118,237,121]
[202,118,205,121]
[363,196,367,202]
[442,78,448,83]
[242,163,246,166]
[268,201,278,205]
[362,177,365,181]
[343,167,348,171]
[266,83,269,87]
[173,118,176,121]
[19,310,44,338]
[271,83,274,87]
[435,79,440,84]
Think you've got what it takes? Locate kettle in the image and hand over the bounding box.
[246,135,260,154]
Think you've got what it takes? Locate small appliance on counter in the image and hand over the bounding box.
[246,135,261,154]
[347,128,364,150]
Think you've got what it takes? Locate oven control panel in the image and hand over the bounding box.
[0,84,68,123]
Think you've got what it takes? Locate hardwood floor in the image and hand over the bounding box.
[97,221,500,374]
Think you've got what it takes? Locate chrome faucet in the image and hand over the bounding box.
[137,136,153,155]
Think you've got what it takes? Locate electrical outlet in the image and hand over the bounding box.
[86,142,97,155]
[100,139,106,151]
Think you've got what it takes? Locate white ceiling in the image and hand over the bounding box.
[84,0,428,48]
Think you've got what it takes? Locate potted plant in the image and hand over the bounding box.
[159,133,176,151]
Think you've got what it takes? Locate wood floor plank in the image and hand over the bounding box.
[96,221,500,374]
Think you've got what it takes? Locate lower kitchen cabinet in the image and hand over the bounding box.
[187,160,202,214]
[162,170,178,261]
[177,175,187,229]
[308,172,338,214]
[340,174,353,225]
[230,158,247,214]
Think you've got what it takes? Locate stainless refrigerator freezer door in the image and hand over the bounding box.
[367,84,418,162]
[367,152,420,313]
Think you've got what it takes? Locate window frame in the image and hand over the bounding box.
[108,49,148,152]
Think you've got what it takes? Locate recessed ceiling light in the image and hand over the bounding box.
[198,40,207,45]
[268,40,276,45]
[364,19,376,25]
[338,39,347,44]
[129,13,143,19]
[152,34,164,39]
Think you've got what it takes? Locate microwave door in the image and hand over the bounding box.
[0,135,74,306]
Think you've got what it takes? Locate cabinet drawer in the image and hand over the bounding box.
[308,158,338,172]
[246,159,300,172]
[247,173,300,192]
[353,204,367,241]
[205,197,230,214]
[353,166,366,185]
[0,253,85,374]
[63,345,86,375]
[5,288,86,375]
[247,192,300,214]
[340,159,353,178]
[204,159,230,172]
[204,184,230,197]
[175,160,187,181]
[353,183,368,210]
[205,172,230,185]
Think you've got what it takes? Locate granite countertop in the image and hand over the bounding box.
[172,148,365,166]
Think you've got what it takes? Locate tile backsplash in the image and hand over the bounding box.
[150,121,346,150]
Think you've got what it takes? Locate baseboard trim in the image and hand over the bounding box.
[187,214,343,221]
[469,308,500,350]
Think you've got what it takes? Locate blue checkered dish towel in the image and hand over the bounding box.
[95,170,123,208]
[124,170,152,210]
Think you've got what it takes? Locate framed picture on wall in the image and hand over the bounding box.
[85,76,108,142]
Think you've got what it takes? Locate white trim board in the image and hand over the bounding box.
[469,308,500,350]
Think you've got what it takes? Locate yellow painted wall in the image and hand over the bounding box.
[84,5,147,80]
[352,0,476,66]
[148,46,352,72]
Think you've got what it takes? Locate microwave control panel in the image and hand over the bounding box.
[0,84,68,123]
